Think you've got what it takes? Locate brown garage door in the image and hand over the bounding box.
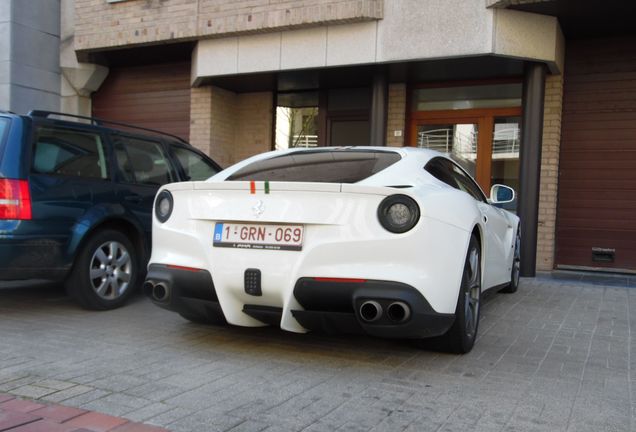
[556,37,636,272]
[92,62,191,141]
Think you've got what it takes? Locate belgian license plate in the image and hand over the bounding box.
[213,223,304,251]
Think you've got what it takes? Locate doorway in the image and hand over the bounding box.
[409,108,521,202]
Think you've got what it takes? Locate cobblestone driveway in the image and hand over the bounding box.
[0,277,633,432]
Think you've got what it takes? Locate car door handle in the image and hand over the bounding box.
[123,196,142,204]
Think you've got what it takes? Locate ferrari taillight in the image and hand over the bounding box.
[0,179,32,220]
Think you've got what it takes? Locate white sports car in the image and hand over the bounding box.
[144,147,520,353]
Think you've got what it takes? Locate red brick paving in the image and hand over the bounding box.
[0,400,45,414]
[0,395,170,432]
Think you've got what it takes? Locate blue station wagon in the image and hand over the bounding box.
[0,111,221,310]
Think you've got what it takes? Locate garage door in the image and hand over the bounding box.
[92,62,191,141]
[556,37,636,271]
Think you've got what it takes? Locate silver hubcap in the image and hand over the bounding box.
[465,247,480,338]
[512,230,521,287]
[89,241,132,300]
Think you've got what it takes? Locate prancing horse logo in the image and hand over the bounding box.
[252,200,265,217]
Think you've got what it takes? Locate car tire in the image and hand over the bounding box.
[65,229,138,310]
[500,226,520,294]
[446,234,481,354]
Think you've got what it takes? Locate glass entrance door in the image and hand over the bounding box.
[410,110,521,210]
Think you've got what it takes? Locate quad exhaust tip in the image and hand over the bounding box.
[359,300,383,322]
[145,280,170,303]
[387,301,411,323]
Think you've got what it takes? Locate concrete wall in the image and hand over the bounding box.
[0,0,61,114]
[60,0,108,117]
[74,0,383,53]
[193,0,564,82]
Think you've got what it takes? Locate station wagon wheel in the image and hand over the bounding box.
[66,229,139,310]
[501,226,521,294]
[89,241,132,300]
[445,234,481,354]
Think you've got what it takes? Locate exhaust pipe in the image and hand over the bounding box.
[151,282,170,303]
[142,280,155,296]
[387,301,411,323]
[359,300,383,322]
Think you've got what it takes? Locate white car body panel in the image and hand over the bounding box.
[148,147,519,338]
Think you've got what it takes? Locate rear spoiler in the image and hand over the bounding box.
[165,181,408,197]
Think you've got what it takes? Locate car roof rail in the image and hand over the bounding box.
[27,110,189,144]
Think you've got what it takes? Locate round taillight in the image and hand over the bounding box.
[155,190,173,223]
[377,194,420,233]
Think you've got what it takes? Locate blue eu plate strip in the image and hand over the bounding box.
[213,223,224,243]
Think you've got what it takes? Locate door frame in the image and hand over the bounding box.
[408,107,521,193]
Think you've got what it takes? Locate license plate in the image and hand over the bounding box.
[213,222,303,251]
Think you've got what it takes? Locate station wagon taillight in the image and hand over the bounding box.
[0,179,32,220]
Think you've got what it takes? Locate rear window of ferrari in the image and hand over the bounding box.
[227,150,401,183]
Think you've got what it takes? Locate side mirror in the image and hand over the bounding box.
[490,184,515,204]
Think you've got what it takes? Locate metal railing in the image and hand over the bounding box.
[292,134,318,147]
[417,127,519,155]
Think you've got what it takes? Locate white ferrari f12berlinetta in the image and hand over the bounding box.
[144,147,520,353]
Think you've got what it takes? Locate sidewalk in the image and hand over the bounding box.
[1,275,634,432]
[0,394,168,432]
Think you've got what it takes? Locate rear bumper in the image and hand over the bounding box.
[292,278,455,338]
[0,235,69,281]
[145,266,455,339]
[144,264,225,322]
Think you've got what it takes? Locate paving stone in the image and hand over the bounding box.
[1,399,46,413]
[0,410,40,431]
[7,418,80,432]
[10,385,59,399]
[40,385,94,404]
[30,404,87,423]
[122,403,174,423]
[1,278,635,431]
[64,411,129,432]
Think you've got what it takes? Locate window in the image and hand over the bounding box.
[425,157,486,202]
[276,92,319,150]
[228,150,401,183]
[33,127,108,179]
[113,136,173,186]
[449,162,486,202]
[413,83,522,111]
[171,146,220,181]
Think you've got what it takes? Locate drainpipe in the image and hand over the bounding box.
[519,62,547,277]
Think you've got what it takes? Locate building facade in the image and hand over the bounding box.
[36,0,636,275]
[0,0,62,114]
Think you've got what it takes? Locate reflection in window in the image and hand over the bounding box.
[33,127,108,179]
[275,92,319,150]
[228,149,401,183]
[114,137,173,186]
[172,146,219,181]
[491,116,520,211]
[417,123,478,177]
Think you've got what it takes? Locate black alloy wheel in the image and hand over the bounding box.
[445,234,481,354]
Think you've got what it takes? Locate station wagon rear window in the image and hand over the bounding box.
[227,150,401,183]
